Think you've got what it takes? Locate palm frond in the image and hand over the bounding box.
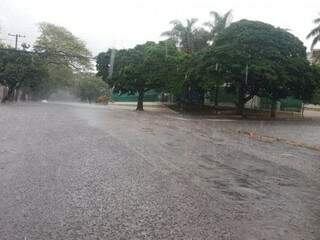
[314,17,320,24]
[169,19,182,26]
[223,10,233,27]
[307,26,320,39]
[208,10,232,29]
[203,22,214,28]
[224,10,233,18]
[209,11,221,21]
[187,18,198,27]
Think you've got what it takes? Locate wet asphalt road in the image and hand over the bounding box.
[0,102,319,240]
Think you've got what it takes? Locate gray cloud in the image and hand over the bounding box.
[1,0,319,55]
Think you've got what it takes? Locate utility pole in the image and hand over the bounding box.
[108,48,116,79]
[8,33,25,49]
[165,40,168,59]
[245,64,249,85]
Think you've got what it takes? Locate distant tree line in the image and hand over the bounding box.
[96,11,320,116]
[0,23,107,103]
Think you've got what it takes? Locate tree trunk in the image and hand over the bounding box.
[136,90,144,111]
[214,85,219,108]
[301,103,305,117]
[237,84,245,116]
[1,87,15,103]
[1,87,7,103]
[14,89,19,102]
[199,90,205,108]
[270,99,277,118]
[237,100,244,116]
[20,89,28,101]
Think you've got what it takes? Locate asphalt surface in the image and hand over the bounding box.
[0,102,319,240]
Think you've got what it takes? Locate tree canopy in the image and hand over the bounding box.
[97,41,184,110]
[210,19,312,116]
[74,73,108,103]
[0,22,94,102]
[33,22,93,98]
[34,22,92,71]
[1,11,319,118]
[95,16,319,115]
[0,49,48,102]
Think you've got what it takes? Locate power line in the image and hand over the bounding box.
[8,33,25,49]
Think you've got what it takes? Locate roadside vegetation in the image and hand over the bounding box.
[96,11,320,116]
[1,10,320,117]
[0,23,106,104]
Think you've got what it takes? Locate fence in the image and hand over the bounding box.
[110,88,303,113]
[259,97,303,113]
[111,90,161,102]
[205,88,303,112]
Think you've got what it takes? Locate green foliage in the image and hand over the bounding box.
[310,65,320,104]
[96,41,184,109]
[161,12,233,106]
[31,22,93,98]
[0,48,48,101]
[1,11,315,116]
[211,20,311,113]
[204,10,232,42]
[0,22,94,102]
[97,18,316,112]
[33,64,74,99]
[34,22,92,71]
[162,19,210,53]
[191,50,224,105]
[75,73,108,103]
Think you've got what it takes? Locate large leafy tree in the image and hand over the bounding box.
[212,20,311,117]
[162,19,210,106]
[0,49,48,102]
[307,13,320,50]
[41,64,74,98]
[308,65,320,104]
[34,22,92,71]
[189,50,224,107]
[73,73,108,103]
[32,22,93,98]
[96,41,183,110]
[193,10,233,107]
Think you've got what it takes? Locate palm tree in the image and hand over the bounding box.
[161,19,210,106]
[204,10,232,108]
[204,10,232,42]
[162,18,209,53]
[307,13,320,49]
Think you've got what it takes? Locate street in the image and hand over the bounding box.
[0,102,319,239]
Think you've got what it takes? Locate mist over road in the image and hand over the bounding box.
[1,103,319,239]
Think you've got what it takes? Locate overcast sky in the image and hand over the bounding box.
[0,0,319,55]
